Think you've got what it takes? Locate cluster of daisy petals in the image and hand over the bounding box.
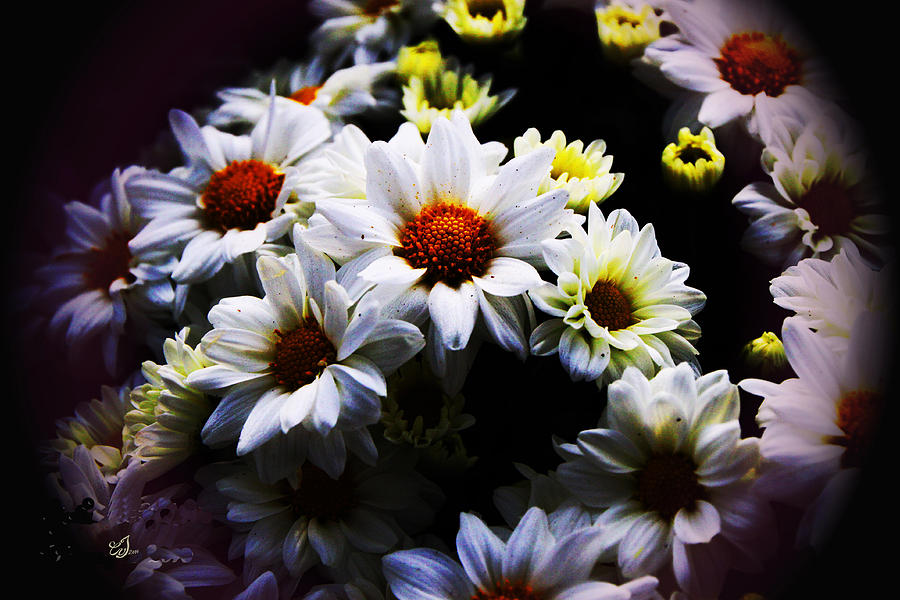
[33,1,890,600]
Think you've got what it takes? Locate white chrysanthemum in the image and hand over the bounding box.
[128,96,331,285]
[44,383,134,482]
[384,507,659,600]
[311,0,441,66]
[208,58,397,130]
[124,327,215,477]
[400,63,515,134]
[739,314,886,548]
[37,166,176,373]
[732,111,888,267]
[556,364,771,598]
[769,243,893,345]
[529,205,705,387]
[643,0,835,139]
[514,128,623,213]
[303,112,576,386]
[205,451,439,579]
[185,235,425,461]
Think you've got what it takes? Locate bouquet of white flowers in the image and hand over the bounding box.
[16,1,892,599]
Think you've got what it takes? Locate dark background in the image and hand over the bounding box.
[7,0,896,598]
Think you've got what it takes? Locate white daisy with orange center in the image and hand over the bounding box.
[556,364,772,598]
[740,314,886,548]
[529,204,705,387]
[37,166,177,374]
[184,234,425,462]
[732,109,888,268]
[128,95,331,286]
[304,112,575,390]
[643,0,835,139]
[384,506,659,600]
[208,58,397,130]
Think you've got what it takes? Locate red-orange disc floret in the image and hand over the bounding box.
[362,0,399,17]
[83,232,136,292]
[472,579,542,600]
[396,202,495,287]
[836,389,883,468]
[714,32,802,97]
[270,320,337,391]
[202,159,285,232]
[584,281,634,331]
[290,85,323,106]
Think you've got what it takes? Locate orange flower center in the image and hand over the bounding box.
[715,32,801,97]
[289,85,322,106]
[362,0,398,17]
[472,580,541,600]
[270,320,337,391]
[291,464,357,521]
[636,453,705,520]
[835,389,883,468]
[83,232,135,291]
[202,159,285,231]
[396,202,495,287]
[796,178,856,237]
[584,281,633,331]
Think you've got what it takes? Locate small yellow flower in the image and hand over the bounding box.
[396,39,444,82]
[661,126,725,194]
[596,1,662,64]
[443,0,527,44]
[743,331,789,376]
[514,128,623,213]
[400,61,515,133]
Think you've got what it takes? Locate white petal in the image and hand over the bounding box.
[472,258,542,297]
[428,281,478,351]
[673,500,721,544]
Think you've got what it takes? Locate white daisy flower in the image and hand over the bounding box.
[43,383,133,481]
[37,166,177,374]
[206,450,439,579]
[311,0,441,67]
[732,110,888,267]
[124,327,215,477]
[739,314,886,547]
[208,58,398,130]
[556,364,772,598]
[128,95,331,285]
[384,506,659,600]
[513,127,623,213]
[768,243,893,345]
[185,235,425,459]
[305,112,574,386]
[643,0,836,139]
[529,205,705,387]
